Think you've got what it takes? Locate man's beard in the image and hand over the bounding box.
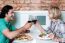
[9,16,15,21]
[9,16,16,24]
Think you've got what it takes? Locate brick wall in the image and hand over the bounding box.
[0,0,65,11]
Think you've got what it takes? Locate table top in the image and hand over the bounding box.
[13,26,59,43]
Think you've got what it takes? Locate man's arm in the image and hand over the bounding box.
[3,22,32,39]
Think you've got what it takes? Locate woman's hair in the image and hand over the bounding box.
[0,5,13,18]
[50,6,59,10]
[49,6,61,19]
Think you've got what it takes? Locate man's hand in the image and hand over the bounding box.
[18,22,32,33]
[35,21,41,27]
[23,22,32,30]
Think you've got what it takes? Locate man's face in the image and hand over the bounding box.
[6,9,15,21]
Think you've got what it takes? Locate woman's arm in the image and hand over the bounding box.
[52,23,65,42]
[35,21,46,33]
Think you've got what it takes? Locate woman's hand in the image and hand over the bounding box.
[47,33,54,39]
[53,37,59,42]
[53,37,62,42]
[48,33,62,42]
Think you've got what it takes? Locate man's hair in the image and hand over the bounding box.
[0,5,13,18]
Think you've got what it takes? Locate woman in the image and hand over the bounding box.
[35,6,65,43]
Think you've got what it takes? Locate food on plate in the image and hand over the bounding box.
[15,34,33,41]
[38,32,52,40]
[39,32,46,37]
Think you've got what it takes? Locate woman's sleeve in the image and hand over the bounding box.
[45,26,52,34]
[60,23,65,41]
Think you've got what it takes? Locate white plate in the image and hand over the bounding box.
[15,33,33,41]
[37,35,52,40]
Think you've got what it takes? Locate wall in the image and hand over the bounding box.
[14,11,65,29]
[61,11,65,22]
[14,11,50,29]
[0,0,65,11]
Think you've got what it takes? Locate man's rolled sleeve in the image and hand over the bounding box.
[0,22,8,33]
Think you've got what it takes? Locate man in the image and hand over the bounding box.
[35,6,65,43]
[0,5,32,43]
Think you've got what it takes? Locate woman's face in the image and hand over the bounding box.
[48,8,60,19]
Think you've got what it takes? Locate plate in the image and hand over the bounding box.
[37,34,52,40]
[15,33,33,41]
